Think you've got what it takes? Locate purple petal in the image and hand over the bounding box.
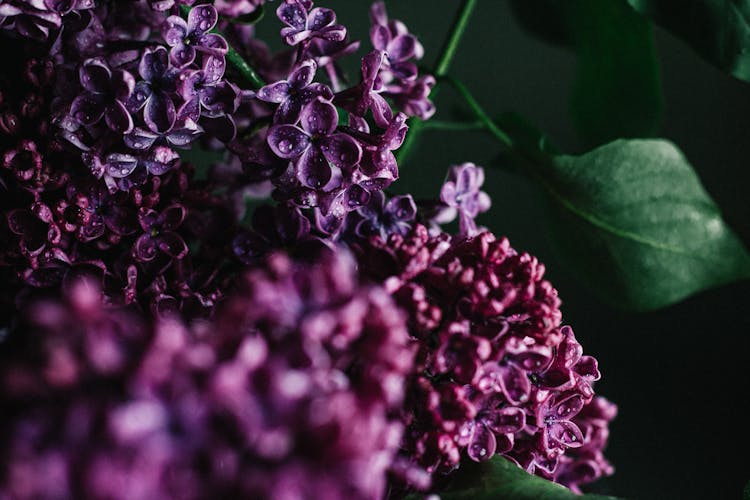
[111,70,136,102]
[320,133,362,170]
[79,58,111,93]
[370,92,393,128]
[468,423,496,462]
[316,24,346,42]
[296,146,332,189]
[307,7,335,31]
[162,15,187,46]
[138,208,159,232]
[196,33,228,56]
[70,93,105,126]
[124,128,158,150]
[128,81,151,112]
[160,205,186,230]
[267,125,310,159]
[300,98,337,136]
[201,115,236,143]
[143,146,179,175]
[144,92,176,133]
[258,80,291,104]
[388,34,420,62]
[139,47,169,82]
[385,195,417,222]
[158,232,188,259]
[277,2,306,30]
[548,420,584,449]
[370,25,390,52]
[554,393,585,420]
[483,407,526,434]
[170,43,196,68]
[134,234,158,261]
[574,356,601,380]
[202,56,225,84]
[500,364,531,404]
[104,100,133,134]
[188,4,218,34]
[105,154,138,178]
[289,59,316,89]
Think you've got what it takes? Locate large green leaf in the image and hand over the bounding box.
[521,139,750,311]
[509,0,662,147]
[626,0,750,81]
[437,456,619,499]
[567,0,663,146]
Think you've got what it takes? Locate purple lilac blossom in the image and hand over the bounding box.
[162,4,228,68]
[267,96,362,190]
[439,162,491,237]
[354,222,615,494]
[70,58,135,134]
[0,250,413,500]
[276,0,346,47]
[256,58,333,124]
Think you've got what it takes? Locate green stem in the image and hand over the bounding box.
[445,76,514,148]
[433,0,479,79]
[179,5,266,90]
[396,0,478,164]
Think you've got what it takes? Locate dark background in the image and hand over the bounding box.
[265,2,750,498]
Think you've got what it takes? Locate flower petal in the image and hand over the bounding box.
[296,146,332,189]
[105,153,138,178]
[104,100,134,134]
[484,407,526,434]
[162,15,187,46]
[499,364,531,404]
[320,133,362,170]
[188,4,218,34]
[257,80,291,104]
[144,92,176,133]
[467,423,496,462]
[79,58,111,93]
[289,59,317,89]
[139,47,169,82]
[158,232,188,259]
[70,93,105,126]
[300,97,338,136]
[277,2,306,30]
[267,124,310,159]
[170,43,196,68]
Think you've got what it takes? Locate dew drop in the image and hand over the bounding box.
[278,139,291,153]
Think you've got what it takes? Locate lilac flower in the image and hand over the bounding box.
[386,74,436,120]
[369,1,424,82]
[70,58,135,134]
[133,205,188,262]
[276,0,346,46]
[145,0,196,12]
[353,202,614,492]
[0,252,413,499]
[354,191,416,239]
[267,97,362,189]
[257,59,333,124]
[0,0,94,41]
[7,203,61,257]
[124,119,203,151]
[350,112,408,189]
[163,4,228,68]
[55,180,137,243]
[128,47,180,134]
[336,50,393,128]
[439,163,491,237]
[178,57,239,119]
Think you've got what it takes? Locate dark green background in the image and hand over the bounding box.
[260,2,750,498]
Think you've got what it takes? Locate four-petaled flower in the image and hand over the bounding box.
[369,1,424,82]
[440,162,491,237]
[134,204,188,262]
[128,47,180,134]
[355,191,416,239]
[257,59,333,124]
[276,0,346,46]
[267,97,361,189]
[162,4,228,68]
[70,58,135,134]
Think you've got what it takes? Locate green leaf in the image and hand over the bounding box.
[625,0,750,82]
[567,0,663,146]
[437,456,620,499]
[509,0,663,147]
[522,139,750,311]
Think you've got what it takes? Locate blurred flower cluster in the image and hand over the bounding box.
[0,1,614,498]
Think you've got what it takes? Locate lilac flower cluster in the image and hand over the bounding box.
[0,250,413,499]
[224,0,435,234]
[347,164,616,494]
[0,1,616,498]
